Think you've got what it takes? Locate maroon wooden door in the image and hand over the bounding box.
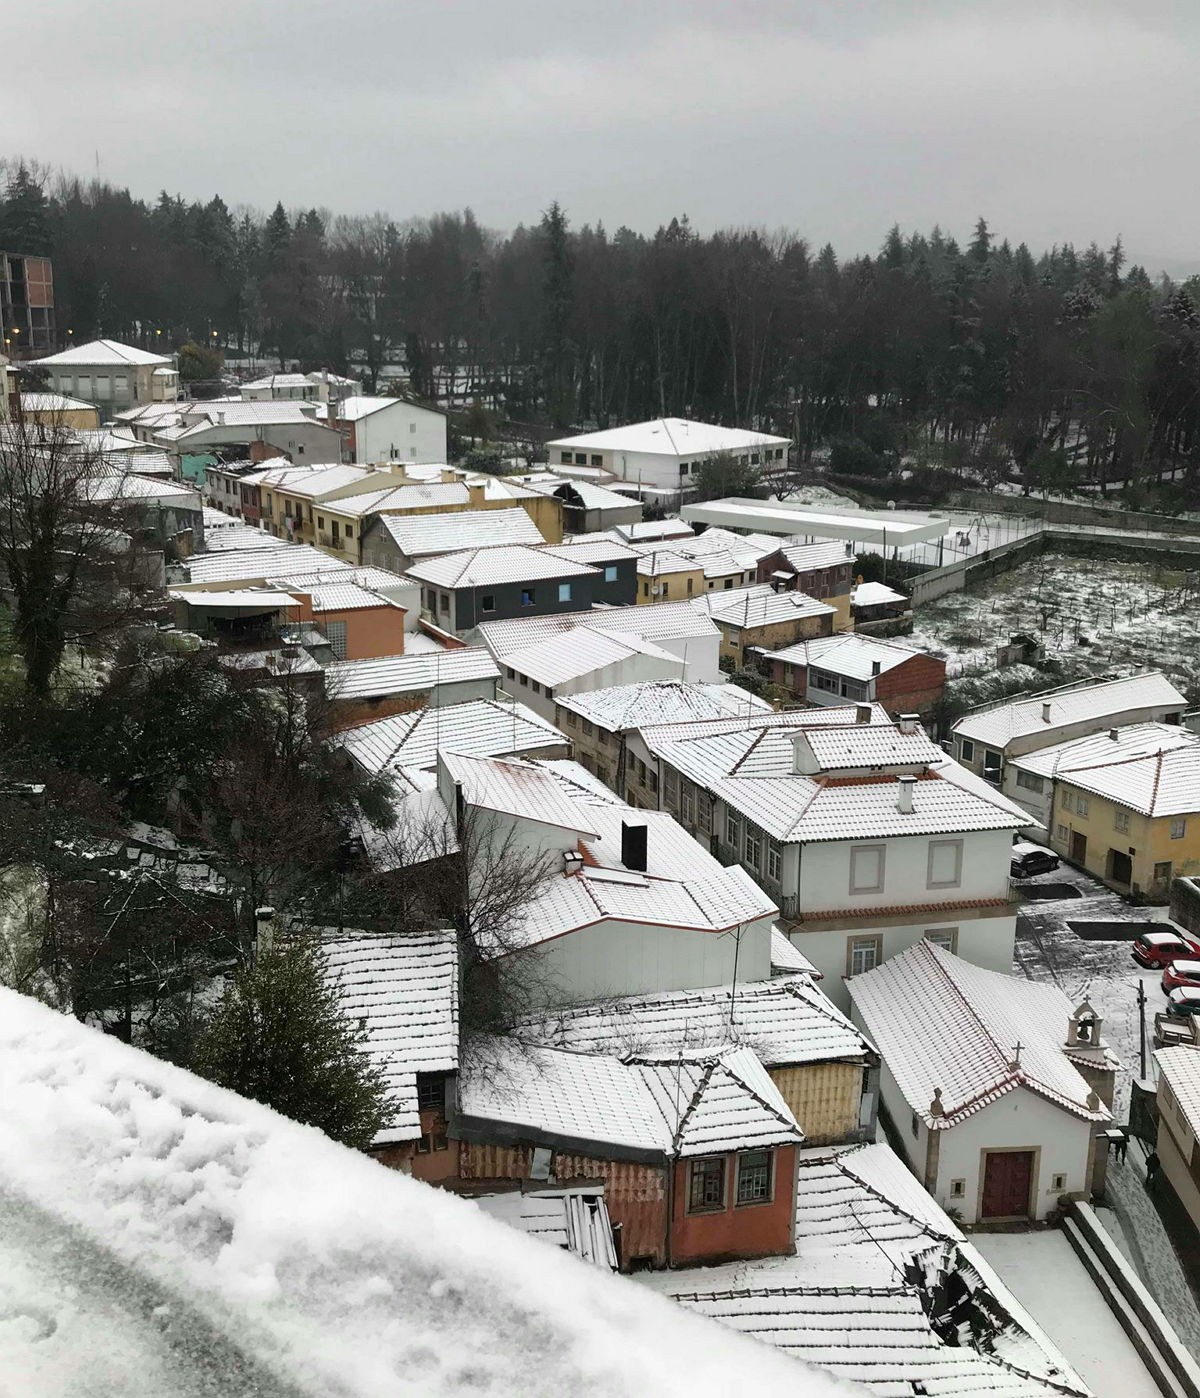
[981,1151,1033,1219]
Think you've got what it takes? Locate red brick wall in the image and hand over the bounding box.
[875,655,946,715]
[670,1145,797,1266]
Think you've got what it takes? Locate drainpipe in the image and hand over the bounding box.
[664,1153,675,1269]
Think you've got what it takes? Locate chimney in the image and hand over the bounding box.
[563,849,583,876]
[1109,728,1119,741]
[855,702,872,724]
[845,541,854,558]
[1042,701,1052,723]
[897,775,916,813]
[254,906,276,958]
[467,483,485,507]
[898,713,919,735]
[621,821,648,873]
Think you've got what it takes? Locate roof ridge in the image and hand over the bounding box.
[1149,748,1166,815]
[668,1057,718,1151]
[918,944,1014,1103]
[822,1145,959,1245]
[717,1050,804,1136]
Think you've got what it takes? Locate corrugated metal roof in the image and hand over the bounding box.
[848,941,1110,1129]
[379,507,544,557]
[325,647,498,699]
[323,930,458,1144]
[953,671,1187,749]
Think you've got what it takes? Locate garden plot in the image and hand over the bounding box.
[910,550,1200,701]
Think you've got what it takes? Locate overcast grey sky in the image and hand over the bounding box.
[6,0,1199,269]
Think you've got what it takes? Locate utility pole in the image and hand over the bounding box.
[1137,978,1147,1081]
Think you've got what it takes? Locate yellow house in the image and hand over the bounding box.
[1009,723,1200,900]
[689,584,837,666]
[636,550,704,604]
[19,392,102,430]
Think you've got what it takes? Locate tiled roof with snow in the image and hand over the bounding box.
[637,550,702,577]
[323,930,458,1144]
[479,599,718,657]
[302,581,398,613]
[763,633,937,681]
[377,507,544,557]
[1155,1045,1200,1136]
[408,543,599,589]
[642,1142,1089,1396]
[544,538,641,566]
[279,464,375,497]
[516,975,870,1068]
[613,519,696,542]
[848,941,1110,1129]
[952,671,1187,749]
[336,394,445,421]
[1009,722,1200,817]
[503,626,681,688]
[772,927,819,975]
[338,699,565,776]
[177,544,353,584]
[548,418,788,457]
[33,337,173,367]
[459,1039,802,1159]
[851,580,909,607]
[322,482,472,516]
[324,647,498,699]
[439,750,602,836]
[556,680,771,731]
[778,539,856,572]
[690,583,835,629]
[269,564,411,593]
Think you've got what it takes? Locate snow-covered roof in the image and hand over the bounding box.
[545,538,640,566]
[690,583,835,629]
[473,1187,619,1270]
[479,599,718,657]
[1154,1045,1200,1137]
[851,580,909,607]
[279,463,374,497]
[0,990,822,1397]
[682,498,945,546]
[32,337,173,367]
[177,401,321,432]
[460,1039,803,1160]
[548,478,641,512]
[643,1141,1089,1396]
[613,518,695,542]
[440,750,602,837]
[1008,723,1200,817]
[952,672,1187,750]
[241,372,312,390]
[772,927,819,975]
[200,523,287,552]
[548,418,789,458]
[408,543,598,589]
[169,587,298,610]
[324,647,498,700]
[848,941,1111,1129]
[336,394,446,421]
[503,626,681,688]
[377,506,544,557]
[517,975,871,1068]
[341,481,472,515]
[637,550,702,578]
[19,391,99,413]
[556,680,772,731]
[777,539,856,571]
[640,710,1023,845]
[322,930,458,1144]
[301,581,398,613]
[268,564,411,594]
[763,633,937,683]
[177,545,353,584]
[338,699,566,777]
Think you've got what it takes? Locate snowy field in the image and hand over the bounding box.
[974,1230,1161,1396]
[911,550,1200,699]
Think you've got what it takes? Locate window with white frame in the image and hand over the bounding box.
[1061,789,1073,810]
[848,935,882,976]
[960,739,974,762]
[849,844,885,894]
[744,825,762,869]
[735,1151,772,1205]
[681,782,696,826]
[926,839,963,890]
[766,839,782,882]
[924,927,958,952]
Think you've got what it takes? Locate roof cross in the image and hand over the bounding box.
[1010,1040,1023,1068]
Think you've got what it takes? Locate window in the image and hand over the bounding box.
[324,619,348,660]
[575,453,588,465]
[521,588,536,607]
[1056,823,1069,841]
[681,782,696,826]
[560,451,572,464]
[927,839,963,890]
[318,515,325,529]
[664,770,678,808]
[1114,809,1130,833]
[530,681,541,695]
[439,592,450,614]
[345,525,353,539]
[960,739,975,763]
[1061,789,1073,810]
[565,710,577,728]
[1171,817,1187,840]
[481,594,496,613]
[591,454,603,466]
[416,1075,444,1110]
[582,719,594,737]
[688,1157,726,1212]
[726,811,740,848]
[505,666,515,680]
[1154,860,1173,884]
[736,1151,772,1205]
[924,927,958,952]
[416,1128,448,1154]
[910,1112,920,1138]
[409,421,417,433]
[1051,1173,1067,1192]
[687,578,694,595]
[1015,770,1043,793]
[331,519,341,541]
[604,565,617,582]
[848,935,882,976]
[949,1179,965,1199]
[1075,795,1090,817]
[767,840,782,882]
[558,582,572,602]
[744,824,762,869]
[849,844,885,894]
[519,673,528,686]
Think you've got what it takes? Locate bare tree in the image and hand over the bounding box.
[0,411,157,694]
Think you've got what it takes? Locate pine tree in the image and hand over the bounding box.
[195,934,392,1150]
[968,216,991,264]
[0,162,52,254]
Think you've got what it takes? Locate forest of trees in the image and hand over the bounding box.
[4,157,1200,493]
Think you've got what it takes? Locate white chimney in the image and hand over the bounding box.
[1041,701,1052,723]
[792,730,821,775]
[897,775,915,814]
[563,850,583,876]
[898,713,919,735]
[855,702,872,725]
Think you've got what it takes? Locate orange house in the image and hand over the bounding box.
[287,583,406,661]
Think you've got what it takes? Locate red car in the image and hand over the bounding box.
[1132,929,1200,969]
[1162,958,1200,994]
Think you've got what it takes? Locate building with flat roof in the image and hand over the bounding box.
[682,496,945,550]
[1,250,55,356]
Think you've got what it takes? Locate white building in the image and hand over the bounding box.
[681,496,946,550]
[633,706,1029,1008]
[1154,1044,1200,1236]
[546,418,790,495]
[29,338,179,413]
[951,671,1187,788]
[240,370,364,403]
[334,396,447,465]
[849,941,1114,1224]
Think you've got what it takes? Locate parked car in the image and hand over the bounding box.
[1009,842,1060,879]
[1162,959,1200,994]
[1133,929,1200,969]
[1165,986,1200,1019]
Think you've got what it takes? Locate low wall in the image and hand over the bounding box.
[910,532,1045,605]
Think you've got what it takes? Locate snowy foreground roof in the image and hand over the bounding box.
[952,671,1186,749]
[641,1142,1089,1397]
[0,990,848,1398]
[324,647,499,700]
[849,942,1112,1129]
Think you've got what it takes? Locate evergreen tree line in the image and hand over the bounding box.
[4,158,1200,487]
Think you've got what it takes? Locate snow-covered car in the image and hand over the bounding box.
[1162,958,1200,995]
[1132,930,1200,969]
[1009,843,1060,879]
[1165,986,1200,1019]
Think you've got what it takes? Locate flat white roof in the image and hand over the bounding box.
[681,497,945,547]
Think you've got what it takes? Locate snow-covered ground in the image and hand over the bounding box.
[973,1230,1161,1396]
[911,549,1200,700]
